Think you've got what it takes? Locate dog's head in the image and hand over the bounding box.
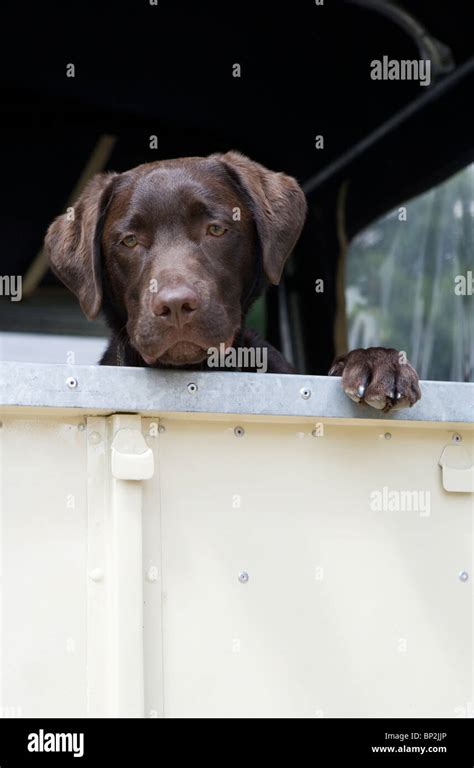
[45,151,306,366]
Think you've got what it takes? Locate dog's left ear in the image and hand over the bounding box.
[214,150,307,284]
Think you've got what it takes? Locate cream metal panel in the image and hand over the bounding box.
[156,417,472,718]
[0,363,473,718]
[1,414,88,717]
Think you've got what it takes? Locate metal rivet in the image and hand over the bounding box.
[300,387,311,400]
[158,425,166,433]
[238,571,249,583]
[452,433,462,443]
[89,568,104,582]
[234,426,245,437]
[89,431,102,445]
[187,383,198,394]
[384,432,392,440]
[459,571,469,582]
[66,377,78,389]
[78,423,85,431]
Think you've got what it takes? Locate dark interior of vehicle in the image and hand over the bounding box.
[1,0,472,374]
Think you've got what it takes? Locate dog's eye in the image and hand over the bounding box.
[121,235,138,248]
[207,224,227,237]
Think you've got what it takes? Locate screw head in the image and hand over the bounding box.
[459,570,469,582]
[452,433,462,443]
[89,431,102,445]
[384,432,392,440]
[187,382,198,394]
[66,377,78,389]
[238,571,249,583]
[300,387,311,400]
[234,426,245,437]
[158,425,166,433]
[89,568,104,582]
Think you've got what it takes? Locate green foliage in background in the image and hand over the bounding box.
[347,164,473,381]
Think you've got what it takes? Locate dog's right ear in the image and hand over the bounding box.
[45,172,117,320]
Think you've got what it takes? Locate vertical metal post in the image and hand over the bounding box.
[87,414,153,717]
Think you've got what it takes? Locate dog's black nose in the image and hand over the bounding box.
[152,286,199,326]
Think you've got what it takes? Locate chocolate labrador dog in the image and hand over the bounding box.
[45,151,421,411]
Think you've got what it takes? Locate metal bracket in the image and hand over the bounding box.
[111,428,154,480]
[87,415,155,717]
[439,444,474,493]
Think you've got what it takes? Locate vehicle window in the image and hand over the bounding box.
[346,164,473,382]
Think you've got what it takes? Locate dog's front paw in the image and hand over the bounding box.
[328,347,421,412]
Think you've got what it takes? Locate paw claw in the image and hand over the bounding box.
[345,389,363,404]
[365,397,387,410]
